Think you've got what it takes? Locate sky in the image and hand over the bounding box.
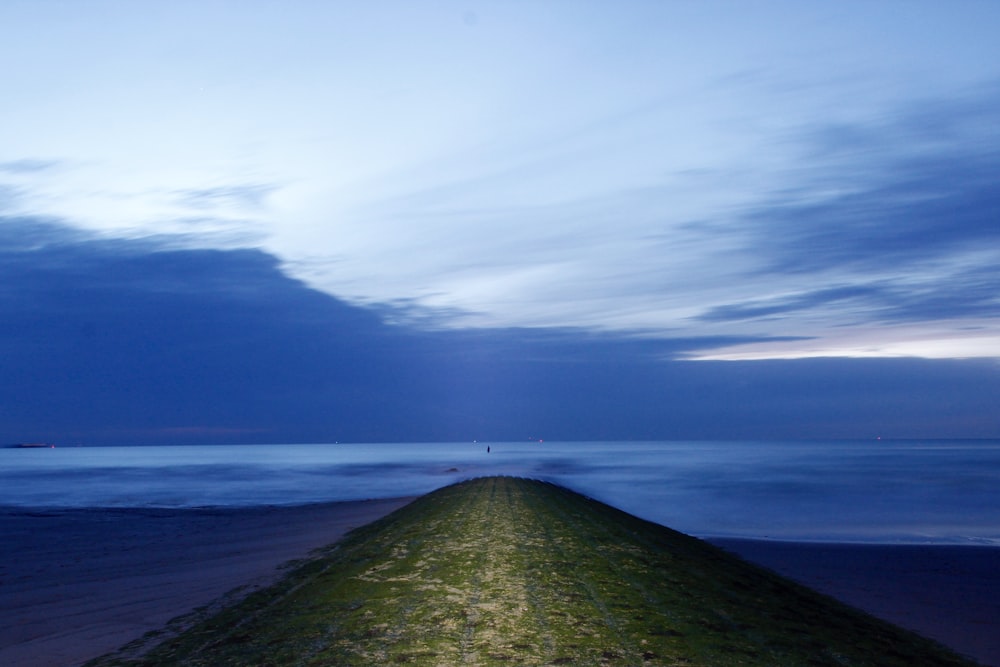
[2,1,1000,444]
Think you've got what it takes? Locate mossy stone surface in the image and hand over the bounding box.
[89,477,978,666]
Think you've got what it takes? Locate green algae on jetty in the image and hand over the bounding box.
[91,477,977,666]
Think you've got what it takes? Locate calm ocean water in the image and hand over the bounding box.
[2,440,998,545]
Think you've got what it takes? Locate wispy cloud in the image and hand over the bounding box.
[665,80,1000,358]
[0,184,20,211]
[302,78,1000,363]
[743,82,1000,274]
[175,184,278,211]
[698,286,884,324]
[0,159,59,174]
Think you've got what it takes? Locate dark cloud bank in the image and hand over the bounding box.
[2,217,998,445]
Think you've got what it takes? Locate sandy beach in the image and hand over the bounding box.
[2,502,997,667]
[710,538,1000,667]
[0,498,414,667]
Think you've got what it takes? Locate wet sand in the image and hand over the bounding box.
[710,538,1000,666]
[2,502,997,666]
[0,498,414,667]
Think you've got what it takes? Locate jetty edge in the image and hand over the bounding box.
[87,477,978,666]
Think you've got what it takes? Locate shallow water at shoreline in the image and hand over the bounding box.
[2,440,998,544]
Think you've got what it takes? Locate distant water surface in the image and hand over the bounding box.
[2,440,998,545]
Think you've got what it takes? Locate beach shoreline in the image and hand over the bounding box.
[1,502,996,667]
[0,498,415,667]
[709,538,1000,666]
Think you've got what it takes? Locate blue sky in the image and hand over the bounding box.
[2,2,999,443]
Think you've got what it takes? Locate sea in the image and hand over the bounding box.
[2,440,999,545]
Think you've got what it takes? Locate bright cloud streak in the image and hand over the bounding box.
[2,1,1000,360]
[688,322,1000,361]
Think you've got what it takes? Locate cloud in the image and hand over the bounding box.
[2,215,999,444]
[0,217,390,436]
[175,184,278,211]
[678,80,1000,354]
[744,82,1000,275]
[274,76,1000,364]
[699,268,1000,327]
[0,184,20,211]
[698,285,884,323]
[0,159,59,174]
[0,159,60,211]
